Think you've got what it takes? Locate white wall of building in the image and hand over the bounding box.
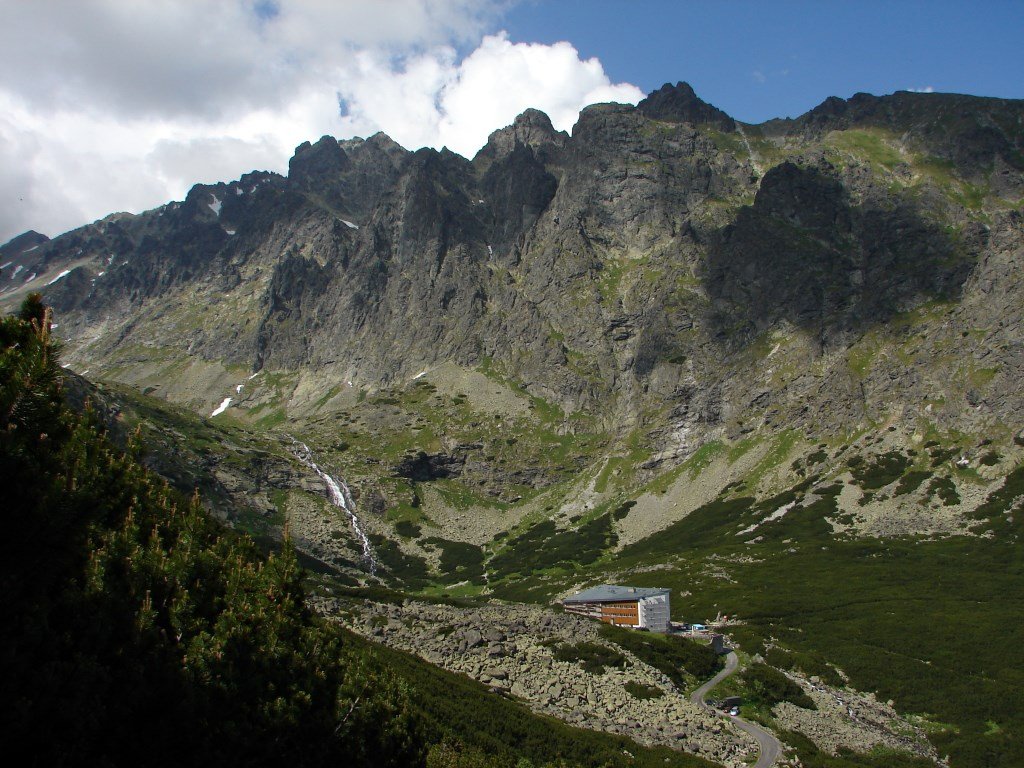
[637,594,670,632]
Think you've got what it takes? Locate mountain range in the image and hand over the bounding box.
[3,82,1024,768]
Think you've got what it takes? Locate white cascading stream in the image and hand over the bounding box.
[288,436,378,575]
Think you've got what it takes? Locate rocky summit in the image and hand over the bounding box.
[4,82,1024,768]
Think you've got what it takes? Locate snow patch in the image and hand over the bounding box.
[24,272,36,283]
[487,244,493,256]
[235,187,244,195]
[45,269,72,286]
[0,261,11,270]
[210,397,232,417]
[225,229,236,235]
[412,370,428,380]
[97,271,105,277]
[23,245,39,253]
[341,219,359,229]
[11,265,23,279]
[208,194,222,217]
[248,372,260,380]
[235,384,244,394]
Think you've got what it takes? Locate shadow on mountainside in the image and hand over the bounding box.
[703,161,985,347]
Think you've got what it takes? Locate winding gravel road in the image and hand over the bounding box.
[690,651,782,768]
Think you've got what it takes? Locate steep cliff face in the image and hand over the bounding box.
[5,83,1023,444]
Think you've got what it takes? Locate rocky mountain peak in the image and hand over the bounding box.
[636,81,736,132]
[475,108,567,164]
[1,229,49,259]
[512,107,557,134]
[284,133,411,219]
[289,135,351,185]
[362,131,410,160]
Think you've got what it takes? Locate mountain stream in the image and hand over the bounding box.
[288,437,379,575]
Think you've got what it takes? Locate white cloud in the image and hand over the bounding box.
[907,85,935,93]
[0,2,642,242]
[336,33,644,157]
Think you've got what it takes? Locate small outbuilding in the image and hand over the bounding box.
[561,584,671,633]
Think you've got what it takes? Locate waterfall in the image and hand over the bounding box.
[288,436,379,575]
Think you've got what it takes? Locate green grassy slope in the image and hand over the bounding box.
[604,479,1024,768]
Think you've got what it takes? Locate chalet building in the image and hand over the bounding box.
[561,585,671,633]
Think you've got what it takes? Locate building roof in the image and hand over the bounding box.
[562,584,670,604]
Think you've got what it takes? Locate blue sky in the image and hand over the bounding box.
[2,0,1021,242]
[501,0,1024,122]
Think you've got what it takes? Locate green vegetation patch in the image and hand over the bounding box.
[929,444,960,467]
[739,663,816,710]
[625,482,842,556]
[368,534,431,589]
[422,537,485,584]
[612,499,636,520]
[850,451,913,490]
[599,623,722,689]
[893,470,933,497]
[780,729,939,768]
[966,464,1024,535]
[926,475,960,506]
[624,496,754,557]
[764,646,844,688]
[648,441,727,495]
[489,513,616,580]
[757,484,841,542]
[980,450,1002,467]
[806,448,829,466]
[394,519,422,538]
[434,478,497,511]
[728,436,759,463]
[553,642,628,674]
[829,128,904,171]
[624,681,665,700]
[745,429,800,488]
[848,344,879,379]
